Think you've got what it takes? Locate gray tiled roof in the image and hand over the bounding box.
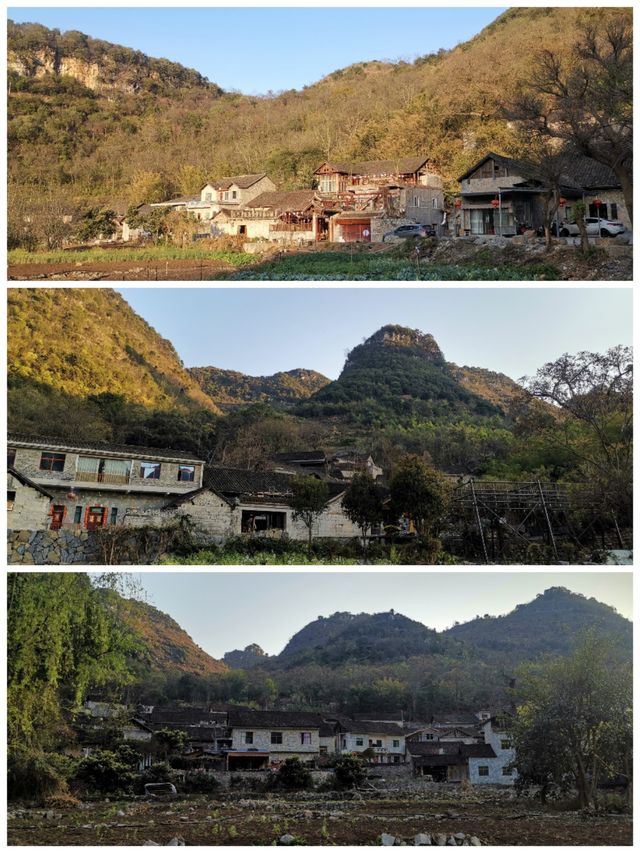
[203,466,347,501]
[245,190,316,212]
[8,433,204,463]
[228,709,324,729]
[319,156,429,176]
[207,173,267,190]
[8,466,54,499]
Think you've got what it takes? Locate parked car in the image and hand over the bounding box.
[382,224,436,241]
[558,217,626,238]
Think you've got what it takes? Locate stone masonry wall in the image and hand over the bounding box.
[8,529,99,565]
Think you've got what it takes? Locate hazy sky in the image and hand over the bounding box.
[8,7,507,94]
[112,572,632,658]
[117,287,632,381]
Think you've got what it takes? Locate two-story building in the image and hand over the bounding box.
[198,173,277,220]
[7,434,205,532]
[468,714,516,786]
[333,718,407,764]
[226,709,324,769]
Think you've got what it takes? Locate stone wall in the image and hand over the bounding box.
[7,473,51,531]
[207,769,333,788]
[8,529,99,565]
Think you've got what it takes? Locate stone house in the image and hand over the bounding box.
[212,190,327,241]
[333,718,407,764]
[200,173,276,210]
[125,466,361,542]
[410,741,498,782]
[7,466,53,531]
[456,151,629,236]
[7,434,205,532]
[226,709,324,768]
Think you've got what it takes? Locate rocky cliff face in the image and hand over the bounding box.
[8,21,220,96]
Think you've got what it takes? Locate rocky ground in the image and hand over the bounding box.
[8,785,632,846]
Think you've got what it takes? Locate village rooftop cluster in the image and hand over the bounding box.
[80,700,516,786]
[97,152,628,246]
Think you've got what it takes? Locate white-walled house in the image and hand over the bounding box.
[337,720,406,764]
[226,710,323,767]
[468,716,517,785]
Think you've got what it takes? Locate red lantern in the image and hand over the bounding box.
[454,199,462,209]
[558,197,567,207]
[593,198,602,208]
[491,198,500,208]
[67,491,78,501]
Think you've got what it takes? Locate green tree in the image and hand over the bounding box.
[75,207,117,242]
[513,633,633,808]
[152,728,188,759]
[333,755,367,789]
[389,455,451,543]
[274,757,313,790]
[342,471,386,550]
[290,476,330,553]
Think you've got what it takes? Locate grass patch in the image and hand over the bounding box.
[163,549,360,565]
[215,252,557,280]
[8,246,254,266]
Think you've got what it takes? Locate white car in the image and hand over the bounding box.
[559,217,626,238]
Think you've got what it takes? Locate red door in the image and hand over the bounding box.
[50,505,65,530]
[86,506,106,530]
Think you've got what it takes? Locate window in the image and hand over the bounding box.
[611,203,618,219]
[109,507,118,525]
[7,490,16,510]
[424,733,434,741]
[271,732,283,744]
[478,766,489,777]
[245,731,253,744]
[502,767,512,776]
[393,740,400,748]
[355,737,364,746]
[73,506,83,525]
[7,447,16,467]
[204,192,212,202]
[500,739,512,750]
[393,755,400,764]
[40,452,66,472]
[232,190,237,199]
[224,191,230,201]
[342,738,346,749]
[319,745,328,755]
[140,461,161,480]
[178,465,195,482]
[300,732,312,745]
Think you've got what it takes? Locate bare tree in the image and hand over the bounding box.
[507,16,633,222]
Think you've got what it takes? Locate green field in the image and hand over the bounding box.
[216,252,559,280]
[8,246,254,266]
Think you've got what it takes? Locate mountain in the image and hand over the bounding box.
[274,610,458,668]
[189,366,330,409]
[451,366,525,412]
[223,644,270,669]
[105,593,227,677]
[298,325,507,424]
[8,20,220,96]
[443,587,633,661]
[7,288,221,416]
[8,7,631,210]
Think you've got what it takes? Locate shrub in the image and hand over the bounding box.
[182,770,220,794]
[8,748,74,803]
[72,750,134,794]
[333,756,367,789]
[273,757,314,790]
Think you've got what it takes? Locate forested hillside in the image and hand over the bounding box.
[189,366,330,408]
[7,288,220,436]
[8,7,630,216]
[297,325,506,426]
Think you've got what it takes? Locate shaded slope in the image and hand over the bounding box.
[189,366,330,408]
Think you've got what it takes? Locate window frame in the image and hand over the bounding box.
[300,732,312,745]
[244,731,254,744]
[478,765,489,777]
[7,490,16,510]
[40,451,66,472]
[270,731,283,745]
[140,461,162,480]
[178,464,196,482]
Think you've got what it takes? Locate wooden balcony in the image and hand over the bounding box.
[75,471,130,485]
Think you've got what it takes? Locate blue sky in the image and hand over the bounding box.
[117,287,632,381]
[8,7,507,93]
[111,572,632,657]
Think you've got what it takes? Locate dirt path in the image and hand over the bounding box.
[8,791,632,846]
